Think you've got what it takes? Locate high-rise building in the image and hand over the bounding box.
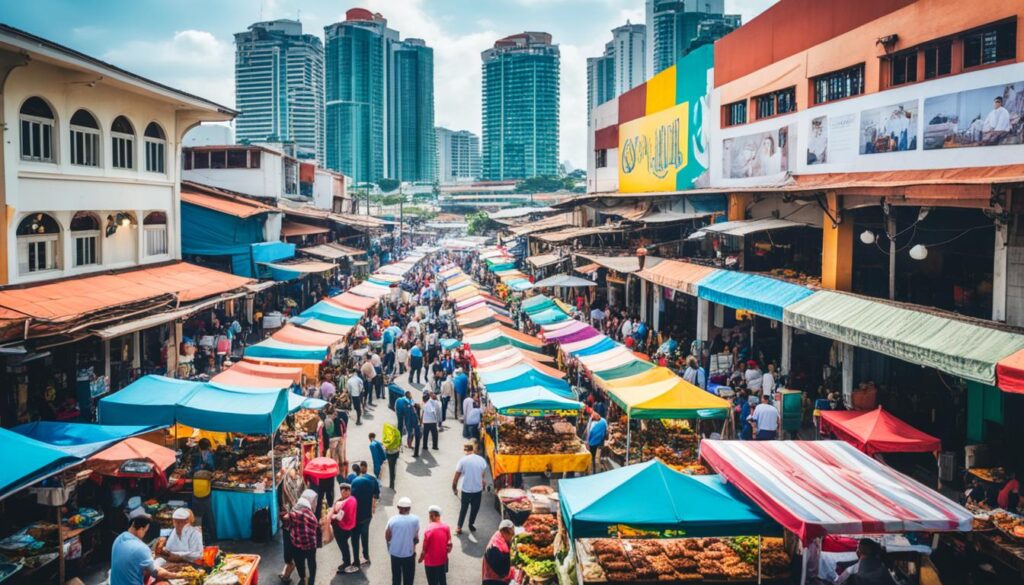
[435,127,481,184]
[481,32,560,181]
[234,19,324,163]
[646,0,739,75]
[324,8,436,185]
[391,39,436,183]
[587,22,646,114]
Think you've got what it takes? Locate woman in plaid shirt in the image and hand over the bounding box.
[285,491,320,585]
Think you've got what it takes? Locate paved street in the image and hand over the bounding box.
[226,374,500,585]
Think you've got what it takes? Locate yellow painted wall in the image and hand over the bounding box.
[645,66,677,115]
[618,103,689,193]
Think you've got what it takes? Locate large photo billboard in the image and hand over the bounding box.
[722,125,793,180]
[923,81,1024,150]
[859,100,918,154]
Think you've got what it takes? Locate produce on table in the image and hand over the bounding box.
[496,419,585,455]
[580,536,789,582]
[605,420,709,474]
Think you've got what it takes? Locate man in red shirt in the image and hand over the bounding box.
[418,505,452,585]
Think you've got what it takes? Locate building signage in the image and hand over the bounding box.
[924,80,1024,150]
[619,103,689,192]
[722,124,794,180]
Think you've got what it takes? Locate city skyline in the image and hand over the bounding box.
[2,0,775,171]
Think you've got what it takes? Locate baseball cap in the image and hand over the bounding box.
[499,519,515,530]
[128,507,151,520]
[397,496,413,508]
[428,505,442,515]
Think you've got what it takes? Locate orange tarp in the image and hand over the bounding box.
[0,261,252,322]
[243,357,319,380]
[181,191,273,218]
[282,221,330,237]
[997,349,1024,394]
[214,360,302,387]
[635,260,717,296]
[272,324,345,347]
[88,437,177,471]
[328,292,378,313]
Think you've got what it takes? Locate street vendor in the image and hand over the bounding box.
[190,438,216,474]
[111,513,182,585]
[155,508,203,566]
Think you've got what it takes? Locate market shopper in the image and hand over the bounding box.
[111,513,183,585]
[834,539,898,585]
[383,423,403,490]
[347,371,365,425]
[464,397,482,441]
[681,356,707,390]
[284,493,319,585]
[745,359,764,394]
[361,355,379,407]
[482,519,516,585]
[396,390,413,437]
[585,410,608,474]
[351,461,380,566]
[453,368,469,418]
[386,497,420,585]
[419,505,452,585]
[750,393,780,440]
[422,391,442,451]
[409,342,425,385]
[369,432,387,478]
[439,373,455,427]
[452,441,488,535]
[331,483,359,574]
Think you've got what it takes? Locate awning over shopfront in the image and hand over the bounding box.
[521,295,555,313]
[698,270,814,321]
[98,376,204,428]
[281,221,330,237]
[559,460,778,541]
[181,190,276,218]
[1,428,84,500]
[244,338,328,362]
[10,421,159,459]
[347,281,393,298]
[575,254,665,274]
[699,440,973,542]
[329,292,379,313]
[271,323,345,348]
[534,225,623,243]
[532,274,597,288]
[509,215,569,237]
[261,259,338,281]
[489,206,556,220]
[635,259,719,296]
[692,218,812,239]
[819,407,941,456]
[784,290,1024,385]
[526,254,566,269]
[300,243,365,261]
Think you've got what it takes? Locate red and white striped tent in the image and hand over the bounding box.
[700,440,972,542]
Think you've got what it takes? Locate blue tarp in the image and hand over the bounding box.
[10,421,159,458]
[252,241,296,264]
[289,394,326,413]
[440,338,463,351]
[559,460,779,540]
[300,301,361,325]
[529,308,570,325]
[244,339,328,362]
[98,376,201,428]
[177,384,289,435]
[569,337,618,356]
[479,366,573,398]
[181,202,267,277]
[697,270,814,321]
[488,386,582,415]
[0,428,84,500]
[212,488,277,540]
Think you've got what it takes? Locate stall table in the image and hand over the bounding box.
[482,432,590,477]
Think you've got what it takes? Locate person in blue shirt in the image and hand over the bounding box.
[453,368,469,418]
[440,353,456,377]
[368,432,386,478]
[190,438,215,474]
[408,343,425,385]
[585,411,608,474]
[111,514,181,585]
[738,390,755,440]
[394,391,413,437]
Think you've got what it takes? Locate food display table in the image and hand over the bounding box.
[483,432,590,477]
[211,489,278,541]
[166,553,261,585]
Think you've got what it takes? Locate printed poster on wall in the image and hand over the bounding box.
[923,81,1024,149]
[806,113,857,165]
[859,100,918,154]
[722,124,794,180]
[618,102,689,192]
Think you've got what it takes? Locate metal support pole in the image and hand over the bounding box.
[887,210,896,300]
[625,421,631,465]
[757,534,763,585]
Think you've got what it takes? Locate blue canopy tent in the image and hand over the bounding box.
[300,301,361,325]
[440,338,463,351]
[244,338,328,362]
[521,295,554,313]
[529,308,570,325]
[0,428,85,501]
[488,386,582,416]
[697,271,814,321]
[98,376,201,428]
[569,336,618,356]
[289,394,327,413]
[559,460,779,540]
[177,385,289,435]
[479,366,574,398]
[11,421,159,458]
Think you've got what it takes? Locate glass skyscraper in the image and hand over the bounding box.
[435,127,481,184]
[587,22,646,114]
[481,32,560,182]
[647,0,740,75]
[324,9,435,185]
[234,19,324,163]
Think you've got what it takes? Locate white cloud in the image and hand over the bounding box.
[102,30,235,107]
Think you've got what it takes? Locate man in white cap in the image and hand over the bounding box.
[419,505,452,585]
[156,507,203,565]
[482,519,516,585]
[385,496,420,585]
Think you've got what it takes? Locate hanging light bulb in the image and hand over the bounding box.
[859,230,876,245]
[120,215,131,228]
[909,244,928,260]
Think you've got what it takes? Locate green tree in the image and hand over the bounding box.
[376,178,401,193]
[380,193,406,206]
[515,175,567,193]
[466,211,490,235]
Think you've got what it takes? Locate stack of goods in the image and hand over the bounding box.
[293,410,321,434]
[203,554,260,585]
[579,537,789,582]
[766,268,821,288]
[63,507,103,530]
[605,420,709,475]
[991,510,1024,540]
[211,452,275,491]
[496,419,585,455]
[0,523,59,572]
[514,514,559,582]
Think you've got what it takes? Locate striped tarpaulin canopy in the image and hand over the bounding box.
[699,440,972,542]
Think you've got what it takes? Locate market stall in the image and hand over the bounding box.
[818,406,941,456]
[559,460,787,584]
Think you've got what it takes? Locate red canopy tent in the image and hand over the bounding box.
[819,407,941,456]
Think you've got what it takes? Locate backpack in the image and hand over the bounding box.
[251,507,272,542]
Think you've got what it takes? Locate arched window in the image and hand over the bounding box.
[16,213,61,273]
[111,116,135,169]
[143,211,168,256]
[70,212,101,267]
[144,122,166,173]
[69,109,100,167]
[20,97,55,162]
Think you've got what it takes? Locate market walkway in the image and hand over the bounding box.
[246,373,501,585]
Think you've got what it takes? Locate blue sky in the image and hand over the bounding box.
[4,0,776,169]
